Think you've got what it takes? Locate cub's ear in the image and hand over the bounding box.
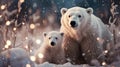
[60,32,64,36]
[43,32,47,37]
[86,7,93,14]
[61,8,68,15]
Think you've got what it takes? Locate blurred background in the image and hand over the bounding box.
[0,0,120,66]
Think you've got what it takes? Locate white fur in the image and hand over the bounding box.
[60,7,113,65]
[35,31,66,64]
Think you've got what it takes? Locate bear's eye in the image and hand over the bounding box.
[68,15,71,18]
[49,37,51,39]
[55,37,58,40]
[78,15,81,18]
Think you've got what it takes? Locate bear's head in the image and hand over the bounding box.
[43,31,64,47]
[61,7,93,30]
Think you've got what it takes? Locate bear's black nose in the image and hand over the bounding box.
[50,42,55,46]
[70,21,77,27]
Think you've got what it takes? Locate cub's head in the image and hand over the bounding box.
[43,31,64,47]
[61,7,93,29]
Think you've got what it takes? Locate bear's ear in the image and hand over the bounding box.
[60,32,64,36]
[43,32,47,37]
[86,7,93,14]
[61,8,68,15]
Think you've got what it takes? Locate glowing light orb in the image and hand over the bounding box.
[25,37,28,40]
[36,39,41,44]
[6,40,11,46]
[5,40,11,48]
[13,27,17,31]
[30,24,35,29]
[30,56,36,62]
[26,64,31,67]
[1,5,6,10]
[102,62,106,66]
[104,50,108,54]
[6,21,11,26]
[96,37,104,44]
[25,45,28,49]
[22,22,25,25]
[4,45,9,48]
[82,53,85,56]
[96,37,100,41]
[118,32,120,34]
[38,53,44,58]
[30,50,32,52]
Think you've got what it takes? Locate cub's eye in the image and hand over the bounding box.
[55,37,58,40]
[68,15,71,18]
[49,37,51,39]
[78,15,81,18]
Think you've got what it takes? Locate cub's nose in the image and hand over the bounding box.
[50,42,55,46]
[70,21,77,28]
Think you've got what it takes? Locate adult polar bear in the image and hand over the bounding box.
[60,7,113,65]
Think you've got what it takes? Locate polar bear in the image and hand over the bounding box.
[60,7,113,65]
[35,31,66,64]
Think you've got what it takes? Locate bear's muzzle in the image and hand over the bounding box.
[70,21,78,28]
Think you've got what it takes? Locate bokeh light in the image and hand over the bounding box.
[96,37,100,41]
[30,56,36,61]
[30,49,32,52]
[104,50,108,54]
[26,64,31,67]
[13,27,17,31]
[118,32,120,34]
[0,15,2,18]
[36,39,41,44]
[25,37,28,40]
[38,53,44,59]
[22,22,25,25]
[4,45,9,49]
[25,45,28,49]
[6,21,11,26]
[30,24,35,29]
[1,5,6,10]
[102,62,106,66]
[6,40,11,46]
